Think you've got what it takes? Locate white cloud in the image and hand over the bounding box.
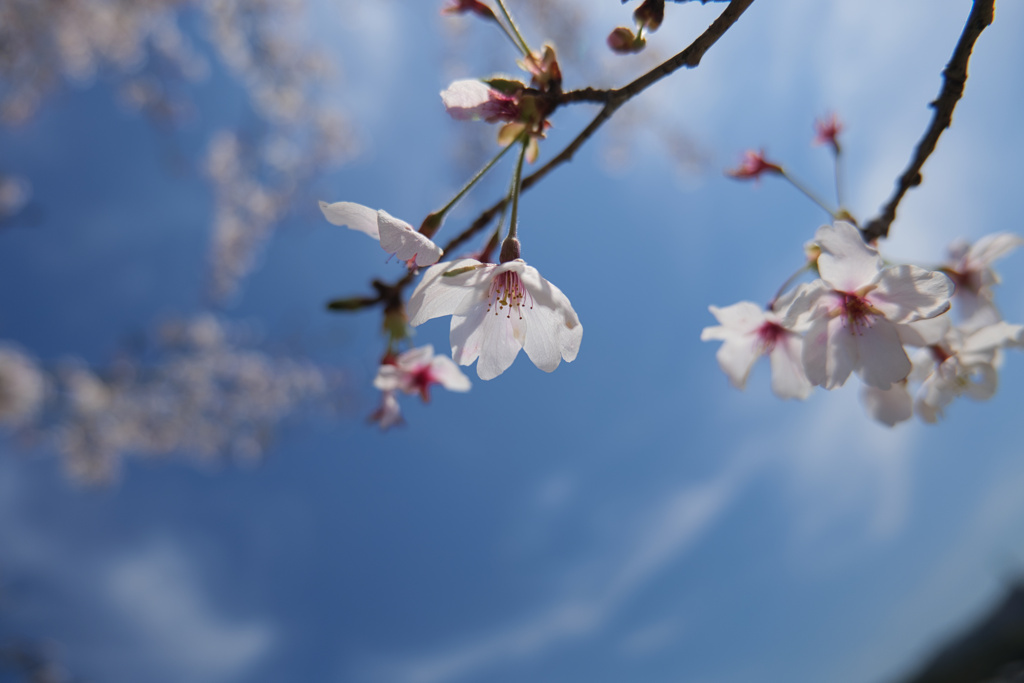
[104,542,276,683]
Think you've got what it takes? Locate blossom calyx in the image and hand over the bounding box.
[499,236,521,263]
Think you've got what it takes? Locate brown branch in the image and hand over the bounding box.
[333,0,756,311]
[861,0,995,242]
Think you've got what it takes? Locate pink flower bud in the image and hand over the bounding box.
[607,27,646,54]
[813,112,843,153]
[441,0,496,20]
[726,150,783,180]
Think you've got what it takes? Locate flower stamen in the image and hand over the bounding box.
[487,271,533,319]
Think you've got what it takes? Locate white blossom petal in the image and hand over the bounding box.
[408,259,487,326]
[440,79,494,120]
[804,315,855,389]
[377,210,443,267]
[451,306,523,380]
[430,355,472,392]
[814,221,881,291]
[769,334,812,400]
[896,316,951,347]
[318,200,379,238]
[854,319,912,389]
[968,233,1024,269]
[870,265,953,323]
[862,382,913,427]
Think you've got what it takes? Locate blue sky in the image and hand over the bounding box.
[2,1,1024,682]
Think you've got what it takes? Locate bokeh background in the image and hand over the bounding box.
[1,1,1023,681]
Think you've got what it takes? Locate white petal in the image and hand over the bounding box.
[407,259,488,326]
[440,79,493,120]
[716,331,765,389]
[803,315,856,389]
[451,305,523,380]
[704,302,766,335]
[373,365,401,392]
[769,334,812,400]
[963,321,1024,353]
[522,301,567,372]
[516,263,582,364]
[968,233,1024,268]
[318,200,379,239]
[778,281,830,330]
[814,221,881,291]
[861,383,913,427]
[870,265,953,323]
[855,319,911,389]
[896,316,951,347]
[377,210,443,267]
[429,355,472,392]
[396,344,434,369]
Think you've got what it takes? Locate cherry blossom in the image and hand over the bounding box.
[407,258,582,380]
[373,344,471,402]
[943,232,1024,330]
[785,221,953,390]
[441,80,520,123]
[700,302,812,400]
[319,201,443,267]
[911,320,1024,422]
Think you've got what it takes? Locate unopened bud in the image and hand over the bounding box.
[607,27,645,54]
[633,0,664,31]
[499,236,521,263]
[441,0,496,21]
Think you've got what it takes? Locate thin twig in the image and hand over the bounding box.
[861,0,995,242]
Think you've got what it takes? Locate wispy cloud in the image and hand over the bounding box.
[103,542,276,683]
[364,461,750,683]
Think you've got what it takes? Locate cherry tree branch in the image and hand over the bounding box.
[337,0,756,310]
[861,0,995,242]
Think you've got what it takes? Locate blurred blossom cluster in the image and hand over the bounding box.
[0,345,47,430]
[202,0,356,300]
[0,0,357,300]
[0,173,32,221]
[0,315,339,483]
[0,0,207,123]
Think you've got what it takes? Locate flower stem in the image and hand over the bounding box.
[506,136,530,241]
[434,138,519,220]
[493,0,532,57]
[780,169,839,220]
[832,148,844,209]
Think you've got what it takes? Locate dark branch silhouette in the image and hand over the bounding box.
[861,0,995,242]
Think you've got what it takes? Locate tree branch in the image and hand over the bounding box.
[861,0,995,242]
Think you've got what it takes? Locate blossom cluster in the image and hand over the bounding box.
[0,315,341,483]
[702,222,1023,426]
